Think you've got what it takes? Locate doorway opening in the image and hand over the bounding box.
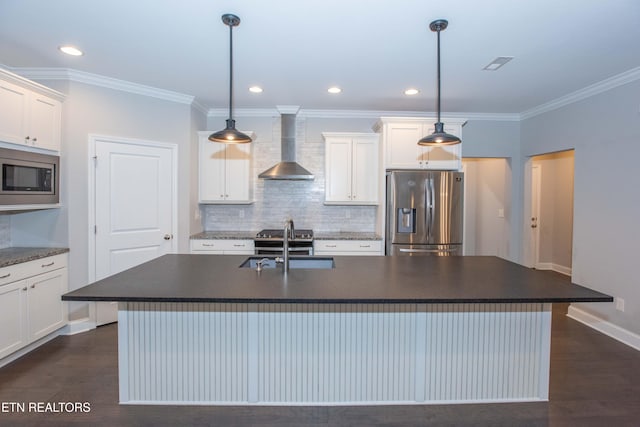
[526,150,575,275]
[462,157,511,258]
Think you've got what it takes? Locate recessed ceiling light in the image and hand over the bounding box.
[249,86,263,93]
[483,56,513,71]
[58,45,83,56]
[327,86,342,94]
[404,88,420,96]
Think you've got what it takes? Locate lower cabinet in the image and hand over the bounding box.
[190,239,255,255]
[0,254,68,360]
[314,240,383,256]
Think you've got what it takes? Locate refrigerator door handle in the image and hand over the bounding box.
[425,177,434,242]
[399,248,458,253]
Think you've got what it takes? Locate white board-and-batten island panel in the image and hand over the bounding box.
[118,302,551,405]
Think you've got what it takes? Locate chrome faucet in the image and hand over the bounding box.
[282,219,295,272]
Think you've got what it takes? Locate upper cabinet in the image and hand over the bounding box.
[0,69,63,152]
[374,117,465,170]
[323,132,379,205]
[198,131,254,204]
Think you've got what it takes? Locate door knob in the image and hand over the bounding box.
[164,234,173,240]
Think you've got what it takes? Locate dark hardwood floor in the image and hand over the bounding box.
[1,297,639,425]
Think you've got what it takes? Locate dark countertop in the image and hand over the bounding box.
[191,231,256,240]
[63,254,612,304]
[0,247,69,268]
[314,232,382,241]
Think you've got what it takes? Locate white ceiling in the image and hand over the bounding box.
[1,0,639,115]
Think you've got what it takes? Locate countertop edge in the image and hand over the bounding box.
[0,247,70,268]
[62,296,614,304]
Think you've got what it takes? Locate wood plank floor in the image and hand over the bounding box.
[1,300,639,425]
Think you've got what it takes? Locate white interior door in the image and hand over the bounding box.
[93,137,176,325]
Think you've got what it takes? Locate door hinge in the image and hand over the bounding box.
[94,225,97,234]
[93,155,97,166]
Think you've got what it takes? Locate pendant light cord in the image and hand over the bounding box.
[435,27,441,124]
[228,23,234,123]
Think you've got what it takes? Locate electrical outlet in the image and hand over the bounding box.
[615,297,625,312]
[346,210,351,219]
[239,209,245,218]
[498,208,505,218]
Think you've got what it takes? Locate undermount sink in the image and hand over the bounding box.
[239,256,335,270]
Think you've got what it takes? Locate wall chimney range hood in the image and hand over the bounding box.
[259,106,314,180]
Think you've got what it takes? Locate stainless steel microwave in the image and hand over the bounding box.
[0,147,59,205]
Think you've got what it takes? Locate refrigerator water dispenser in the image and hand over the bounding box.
[397,208,416,233]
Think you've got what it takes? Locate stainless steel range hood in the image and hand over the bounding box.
[259,111,314,180]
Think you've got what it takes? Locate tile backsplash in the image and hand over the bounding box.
[202,116,378,232]
[0,216,10,248]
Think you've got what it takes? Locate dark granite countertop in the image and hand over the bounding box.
[314,232,382,241]
[190,231,257,240]
[63,254,612,304]
[0,247,69,268]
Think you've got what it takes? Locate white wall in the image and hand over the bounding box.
[463,158,510,258]
[460,120,522,263]
[13,79,201,320]
[521,80,640,335]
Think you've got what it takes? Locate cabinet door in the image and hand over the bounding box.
[199,139,226,202]
[224,144,252,203]
[0,80,29,146]
[27,268,67,342]
[28,93,62,151]
[325,137,353,202]
[0,280,28,359]
[352,137,378,203]
[385,123,424,168]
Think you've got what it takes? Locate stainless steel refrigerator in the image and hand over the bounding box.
[386,170,463,256]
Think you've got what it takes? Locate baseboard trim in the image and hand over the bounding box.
[535,263,572,276]
[0,329,64,368]
[567,305,640,352]
[63,318,97,335]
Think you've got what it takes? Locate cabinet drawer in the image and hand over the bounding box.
[314,240,382,253]
[0,253,67,287]
[190,239,254,253]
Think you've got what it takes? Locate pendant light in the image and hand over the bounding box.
[418,19,461,146]
[209,14,252,144]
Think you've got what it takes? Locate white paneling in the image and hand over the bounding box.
[118,302,551,405]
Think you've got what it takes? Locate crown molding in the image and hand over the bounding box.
[190,99,209,116]
[207,108,279,118]
[8,65,639,122]
[9,67,195,105]
[208,107,519,121]
[520,66,640,120]
[0,66,65,100]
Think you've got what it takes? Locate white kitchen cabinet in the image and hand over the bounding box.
[190,239,255,255]
[0,280,28,359]
[374,117,465,170]
[27,268,67,342]
[0,70,62,152]
[314,240,383,256]
[322,133,379,205]
[0,253,68,360]
[198,132,253,204]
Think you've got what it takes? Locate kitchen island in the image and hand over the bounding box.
[63,254,611,406]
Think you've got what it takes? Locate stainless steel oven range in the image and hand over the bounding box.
[254,229,314,255]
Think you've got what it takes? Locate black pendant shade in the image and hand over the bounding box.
[418,19,461,146]
[209,14,252,144]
